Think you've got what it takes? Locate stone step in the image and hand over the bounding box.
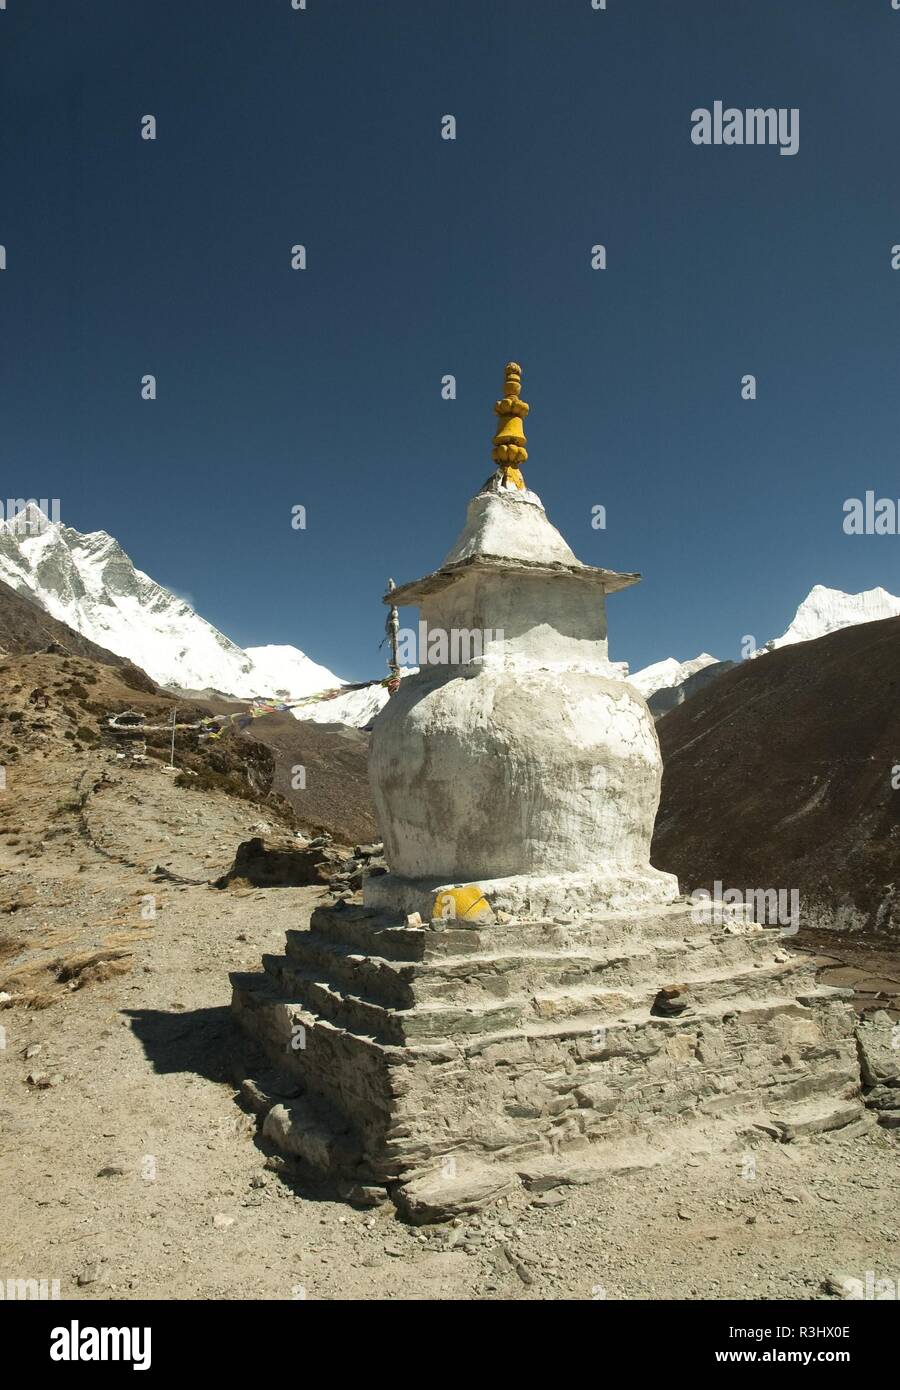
[260,956,401,1041]
[231,971,409,1181]
[281,925,786,1013]
[303,904,427,961]
[514,980,849,1046]
[384,1005,860,1174]
[238,958,847,1062]
[230,970,311,1063]
[258,947,831,1053]
[571,900,779,950]
[233,962,861,1196]
[307,898,781,960]
[407,933,778,1006]
[379,957,825,1038]
[394,1085,864,1221]
[526,957,822,1026]
[262,955,526,1044]
[282,936,417,1009]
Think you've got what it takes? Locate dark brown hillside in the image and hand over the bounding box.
[652,615,900,936]
[239,713,376,844]
[0,578,376,844]
[0,575,153,687]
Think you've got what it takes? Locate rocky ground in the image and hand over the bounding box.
[1,652,899,1301]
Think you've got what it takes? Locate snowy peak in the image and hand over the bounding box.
[243,645,345,700]
[293,666,417,728]
[634,585,900,700]
[629,653,720,700]
[0,506,345,700]
[762,585,900,652]
[2,501,53,538]
[7,492,895,730]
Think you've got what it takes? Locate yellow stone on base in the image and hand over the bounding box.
[432,885,494,923]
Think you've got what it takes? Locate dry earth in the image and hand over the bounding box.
[1,663,898,1301]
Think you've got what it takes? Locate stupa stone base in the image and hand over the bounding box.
[362,863,679,923]
[230,894,863,1222]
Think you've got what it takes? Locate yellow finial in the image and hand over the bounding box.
[492,360,529,490]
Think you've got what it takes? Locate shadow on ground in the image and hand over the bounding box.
[125,1005,234,1083]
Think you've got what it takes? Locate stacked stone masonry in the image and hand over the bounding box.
[231,897,862,1217]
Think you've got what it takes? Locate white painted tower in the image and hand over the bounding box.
[366,363,678,921]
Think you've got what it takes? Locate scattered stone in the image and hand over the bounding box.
[822,1273,862,1300]
[339,1183,389,1208]
[262,1099,357,1172]
[652,984,691,1017]
[856,1012,900,1088]
[865,1086,900,1111]
[215,837,335,889]
[394,1162,515,1225]
[502,1245,534,1285]
[239,1074,300,1116]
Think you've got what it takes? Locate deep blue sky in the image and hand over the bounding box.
[2,0,898,681]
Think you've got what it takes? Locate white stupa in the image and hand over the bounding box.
[367,361,678,920]
[232,363,863,1224]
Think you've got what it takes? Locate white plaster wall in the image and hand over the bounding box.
[369,664,664,882]
[420,570,610,671]
[443,492,580,567]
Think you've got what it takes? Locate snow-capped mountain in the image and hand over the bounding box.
[240,644,342,700]
[628,653,720,700]
[296,683,390,727]
[7,504,895,728]
[630,585,900,712]
[756,584,900,654]
[296,667,417,727]
[0,505,344,699]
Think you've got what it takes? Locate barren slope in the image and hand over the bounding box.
[653,615,900,936]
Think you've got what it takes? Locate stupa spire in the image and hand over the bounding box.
[491,360,529,490]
